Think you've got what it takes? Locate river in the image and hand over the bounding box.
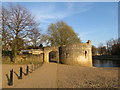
[92,59,120,67]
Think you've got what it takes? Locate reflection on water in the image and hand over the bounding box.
[93,59,120,67]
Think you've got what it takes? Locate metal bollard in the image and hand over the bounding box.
[38,64,39,68]
[35,64,37,70]
[33,64,35,71]
[29,65,32,73]
[38,64,40,68]
[26,65,29,75]
[36,64,37,69]
[39,63,40,67]
[37,64,38,68]
[19,67,22,79]
[35,64,36,69]
[34,64,36,70]
[32,64,34,72]
[8,69,13,86]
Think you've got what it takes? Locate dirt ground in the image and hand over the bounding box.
[57,64,119,88]
[2,64,33,88]
[2,63,57,88]
[1,63,119,88]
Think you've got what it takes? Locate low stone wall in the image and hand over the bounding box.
[17,54,43,63]
[2,54,44,63]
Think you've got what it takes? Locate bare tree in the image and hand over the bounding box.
[2,6,11,50]
[28,28,41,47]
[2,4,40,62]
[39,34,51,46]
[106,38,118,55]
[98,43,107,55]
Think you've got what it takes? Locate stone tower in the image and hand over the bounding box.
[59,40,92,67]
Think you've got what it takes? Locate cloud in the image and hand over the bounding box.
[30,2,94,34]
[65,3,93,15]
[33,2,93,22]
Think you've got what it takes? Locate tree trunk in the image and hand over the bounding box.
[12,39,18,63]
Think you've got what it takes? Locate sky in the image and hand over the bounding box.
[3,2,118,47]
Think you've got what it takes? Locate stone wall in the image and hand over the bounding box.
[59,40,92,67]
[43,46,59,63]
[2,54,44,63]
[17,54,44,63]
[2,40,92,67]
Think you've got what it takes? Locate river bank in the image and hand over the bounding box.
[92,55,120,60]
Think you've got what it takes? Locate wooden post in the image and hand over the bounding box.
[26,65,29,75]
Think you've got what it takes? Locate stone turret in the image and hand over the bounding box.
[59,41,92,67]
[87,40,91,44]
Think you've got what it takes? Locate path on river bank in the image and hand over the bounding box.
[2,63,119,88]
[9,63,57,88]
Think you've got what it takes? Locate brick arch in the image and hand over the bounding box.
[43,46,59,63]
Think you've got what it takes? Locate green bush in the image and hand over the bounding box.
[2,50,12,56]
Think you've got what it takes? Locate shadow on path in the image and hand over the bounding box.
[14,71,19,79]
[5,74,9,83]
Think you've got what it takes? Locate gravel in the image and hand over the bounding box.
[57,64,119,88]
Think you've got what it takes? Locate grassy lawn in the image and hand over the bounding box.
[2,60,43,65]
[2,60,15,64]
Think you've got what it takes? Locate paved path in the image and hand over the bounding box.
[8,63,57,88]
[2,63,119,88]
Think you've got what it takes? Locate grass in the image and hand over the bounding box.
[2,60,43,65]
[2,60,15,64]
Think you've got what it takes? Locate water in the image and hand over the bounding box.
[50,59,120,67]
[93,59,120,67]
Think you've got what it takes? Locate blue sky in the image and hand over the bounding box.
[3,2,118,47]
